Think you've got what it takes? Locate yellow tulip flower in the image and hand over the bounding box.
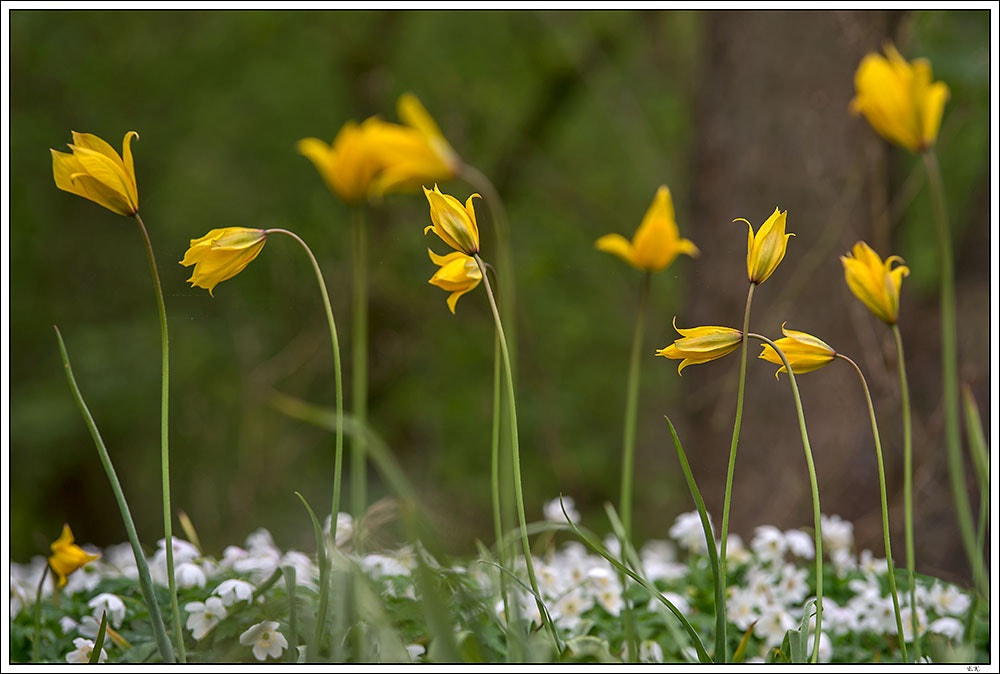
[740,207,793,285]
[49,524,101,588]
[51,131,140,216]
[758,324,838,379]
[180,227,268,296]
[595,185,699,272]
[656,318,743,374]
[841,241,909,325]
[850,43,950,153]
[368,93,461,196]
[423,185,481,255]
[427,249,482,314]
[297,118,384,205]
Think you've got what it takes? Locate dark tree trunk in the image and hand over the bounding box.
[683,10,983,583]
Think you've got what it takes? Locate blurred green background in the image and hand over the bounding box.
[8,10,991,583]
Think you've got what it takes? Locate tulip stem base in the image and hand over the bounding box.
[838,354,907,660]
[475,254,560,656]
[922,150,976,578]
[892,324,920,661]
[267,228,345,657]
[718,282,755,662]
[351,208,369,531]
[134,213,185,663]
[749,333,823,663]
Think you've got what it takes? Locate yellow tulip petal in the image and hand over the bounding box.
[595,233,637,267]
[52,130,139,215]
[180,227,267,296]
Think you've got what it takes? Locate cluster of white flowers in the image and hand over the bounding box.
[10,504,977,664]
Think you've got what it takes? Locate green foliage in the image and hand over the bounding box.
[10,8,704,561]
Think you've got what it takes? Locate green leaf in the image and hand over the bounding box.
[90,610,109,664]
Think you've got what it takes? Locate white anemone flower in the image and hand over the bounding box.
[185,597,227,640]
[751,525,787,564]
[669,511,711,555]
[87,592,126,628]
[213,578,255,606]
[928,583,971,616]
[66,637,107,664]
[783,529,815,559]
[239,620,288,661]
[175,561,207,589]
[755,606,795,648]
[543,496,580,524]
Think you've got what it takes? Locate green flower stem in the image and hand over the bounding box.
[922,150,976,574]
[837,354,907,661]
[350,207,369,528]
[461,164,516,371]
[489,330,517,660]
[33,565,48,662]
[748,333,823,663]
[891,324,920,660]
[54,326,175,663]
[133,213,184,663]
[267,228,344,654]
[962,386,990,602]
[618,271,650,664]
[474,254,559,655]
[718,282,756,662]
[282,565,299,663]
[619,271,650,541]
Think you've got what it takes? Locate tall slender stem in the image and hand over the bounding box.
[54,327,175,662]
[474,254,559,655]
[749,333,823,663]
[838,354,907,660]
[267,228,344,656]
[619,272,650,541]
[351,207,369,527]
[617,272,650,664]
[922,150,976,573]
[489,329,516,660]
[33,566,48,662]
[133,213,184,662]
[718,282,755,662]
[461,165,516,373]
[892,324,920,660]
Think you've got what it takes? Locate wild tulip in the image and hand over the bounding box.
[180,228,268,296]
[740,207,793,285]
[656,319,743,374]
[595,185,699,272]
[758,324,837,378]
[841,241,909,325]
[51,131,140,216]
[850,43,949,153]
[49,524,100,588]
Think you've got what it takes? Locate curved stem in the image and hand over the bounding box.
[748,333,823,663]
[54,326,175,662]
[474,254,560,656]
[892,324,920,660]
[718,282,755,662]
[350,208,369,528]
[266,228,344,657]
[461,164,516,373]
[133,213,185,662]
[837,353,906,660]
[922,150,976,574]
